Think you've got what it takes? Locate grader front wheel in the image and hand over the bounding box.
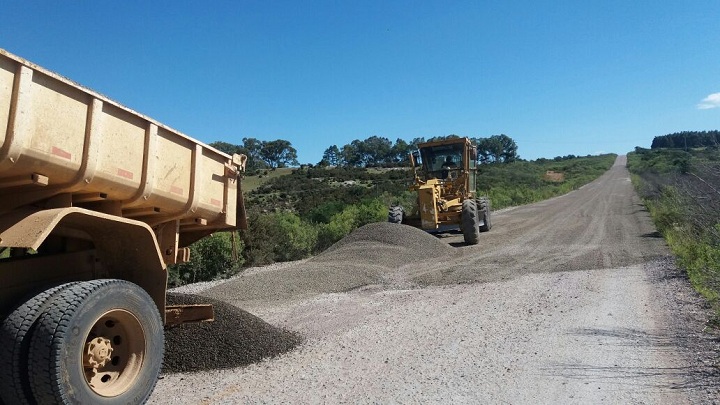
[28,280,164,405]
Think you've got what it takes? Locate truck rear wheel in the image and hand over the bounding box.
[0,283,78,405]
[462,199,480,245]
[28,280,164,405]
[388,206,404,224]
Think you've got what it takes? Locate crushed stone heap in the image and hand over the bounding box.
[163,293,303,373]
[314,222,456,268]
[203,223,457,304]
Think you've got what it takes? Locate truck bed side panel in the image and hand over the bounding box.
[0,49,239,231]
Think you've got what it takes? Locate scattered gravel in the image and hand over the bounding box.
[201,222,458,307]
[163,293,303,373]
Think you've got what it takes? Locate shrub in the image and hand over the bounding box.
[308,201,347,224]
[241,211,285,267]
[315,198,387,251]
[629,148,720,317]
[272,212,318,262]
[168,232,243,286]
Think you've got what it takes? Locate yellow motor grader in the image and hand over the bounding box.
[389,137,491,245]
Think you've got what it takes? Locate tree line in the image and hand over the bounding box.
[651,131,720,149]
[208,134,519,171]
[319,134,519,167]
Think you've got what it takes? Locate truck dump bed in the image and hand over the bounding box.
[0,48,246,237]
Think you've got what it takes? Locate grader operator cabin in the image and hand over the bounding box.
[389,137,492,245]
[0,49,247,404]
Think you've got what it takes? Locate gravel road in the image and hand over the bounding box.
[150,156,719,404]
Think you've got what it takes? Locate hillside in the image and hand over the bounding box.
[244,154,618,215]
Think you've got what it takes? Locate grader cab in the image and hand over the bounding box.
[388,137,491,245]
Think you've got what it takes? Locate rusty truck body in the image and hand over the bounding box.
[0,49,247,404]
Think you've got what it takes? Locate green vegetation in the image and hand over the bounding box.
[242,167,294,193]
[628,146,720,316]
[246,166,410,217]
[238,198,387,268]
[168,232,243,286]
[479,154,617,209]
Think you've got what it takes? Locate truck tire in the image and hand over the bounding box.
[0,283,79,405]
[477,198,492,232]
[28,280,164,405]
[462,199,480,245]
[388,206,404,224]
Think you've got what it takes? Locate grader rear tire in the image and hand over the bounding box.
[477,198,492,232]
[388,206,404,224]
[28,280,164,405]
[462,199,480,245]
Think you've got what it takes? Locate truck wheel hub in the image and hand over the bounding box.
[86,337,113,368]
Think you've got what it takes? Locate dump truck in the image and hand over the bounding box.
[0,49,247,404]
[388,137,491,244]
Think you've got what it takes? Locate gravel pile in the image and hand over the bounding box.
[315,222,455,267]
[163,293,303,373]
[164,223,457,373]
[202,223,456,305]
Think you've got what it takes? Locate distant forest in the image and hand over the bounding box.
[651,131,720,149]
[318,134,519,168]
[212,134,522,171]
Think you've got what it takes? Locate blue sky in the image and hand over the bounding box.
[2,1,719,163]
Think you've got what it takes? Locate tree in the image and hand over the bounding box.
[390,138,411,165]
[342,142,363,167]
[476,134,519,164]
[210,139,269,171]
[260,139,299,168]
[320,145,341,166]
[210,141,243,155]
[241,137,267,170]
[360,136,393,166]
[409,137,425,149]
[210,140,261,171]
[424,134,460,143]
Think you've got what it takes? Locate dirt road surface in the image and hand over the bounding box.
[150,156,719,404]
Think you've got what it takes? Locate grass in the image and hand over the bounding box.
[241,167,294,193]
[478,154,617,209]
